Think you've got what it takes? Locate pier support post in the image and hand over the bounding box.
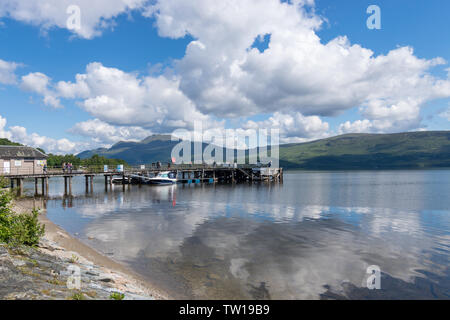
[41,178,45,194]
[69,176,73,195]
[85,175,89,192]
[64,177,68,195]
[35,178,38,195]
[90,176,93,192]
[45,177,49,195]
[17,178,23,196]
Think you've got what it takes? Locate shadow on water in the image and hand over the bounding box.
[18,171,450,299]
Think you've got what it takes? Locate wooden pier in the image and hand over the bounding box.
[1,165,283,196]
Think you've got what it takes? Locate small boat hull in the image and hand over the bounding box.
[147,179,177,185]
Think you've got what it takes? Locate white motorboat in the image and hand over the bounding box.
[147,171,178,185]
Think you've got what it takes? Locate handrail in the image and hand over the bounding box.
[0,163,275,177]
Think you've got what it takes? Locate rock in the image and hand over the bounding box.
[97,275,115,283]
[207,273,221,280]
[11,259,26,267]
[123,292,153,300]
[0,244,157,300]
[85,270,100,277]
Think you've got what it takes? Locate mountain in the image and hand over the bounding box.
[77,131,450,169]
[77,135,181,165]
[279,131,450,169]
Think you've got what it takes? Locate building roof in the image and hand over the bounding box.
[0,146,47,159]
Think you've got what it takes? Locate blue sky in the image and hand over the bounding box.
[0,0,449,154]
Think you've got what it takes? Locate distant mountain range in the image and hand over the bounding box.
[77,131,450,170]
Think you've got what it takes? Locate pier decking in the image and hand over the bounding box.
[1,165,283,195]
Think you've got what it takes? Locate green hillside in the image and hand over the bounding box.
[0,138,22,146]
[77,131,450,169]
[280,131,450,169]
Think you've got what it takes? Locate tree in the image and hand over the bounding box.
[0,138,21,146]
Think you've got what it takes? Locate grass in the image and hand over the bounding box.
[69,254,79,264]
[109,292,125,300]
[69,292,85,300]
[47,277,65,286]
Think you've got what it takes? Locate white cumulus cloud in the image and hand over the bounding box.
[146,0,450,132]
[0,59,20,84]
[70,118,152,144]
[244,112,330,143]
[0,0,148,39]
[20,72,62,108]
[0,114,90,154]
[52,62,222,132]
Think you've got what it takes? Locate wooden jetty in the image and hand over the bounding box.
[1,165,283,196]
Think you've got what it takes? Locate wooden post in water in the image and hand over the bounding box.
[45,177,49,195]
[64,177,68,195]
[90,176,94,192]
[85,175,89,192]
[35,178,38,195]
[68,176,72,195]
[17,178,23,196]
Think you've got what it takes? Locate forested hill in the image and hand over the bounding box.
[279,131,450,169]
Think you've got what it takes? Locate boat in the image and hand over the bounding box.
[146,171,178,185]
[111,176,132,184]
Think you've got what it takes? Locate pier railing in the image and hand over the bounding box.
[1,163,276,178]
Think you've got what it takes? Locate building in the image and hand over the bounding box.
[0,146,47,176]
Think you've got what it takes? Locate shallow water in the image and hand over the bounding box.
[24,170,450,299]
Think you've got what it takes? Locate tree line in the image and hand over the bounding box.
[46,154,128,168]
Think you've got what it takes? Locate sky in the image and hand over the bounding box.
[0,0,449,154]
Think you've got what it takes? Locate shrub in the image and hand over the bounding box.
[109,292,125,300]
[10,209,45,246]
[0,177,9,189]
[0,190,45,246]
[69,292,85,300]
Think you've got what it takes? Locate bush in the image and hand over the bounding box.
[110,292,125,300]
[0,190,45,246]
[0,177,9,189]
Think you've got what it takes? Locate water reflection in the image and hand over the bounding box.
[25,171,450,299]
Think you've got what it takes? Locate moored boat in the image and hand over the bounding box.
[147,171,178,185]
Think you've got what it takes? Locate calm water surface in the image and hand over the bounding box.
[25,171,450,299]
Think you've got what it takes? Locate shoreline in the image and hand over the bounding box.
[12,198,170,300]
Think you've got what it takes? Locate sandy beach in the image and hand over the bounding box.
[9,198,169,300]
